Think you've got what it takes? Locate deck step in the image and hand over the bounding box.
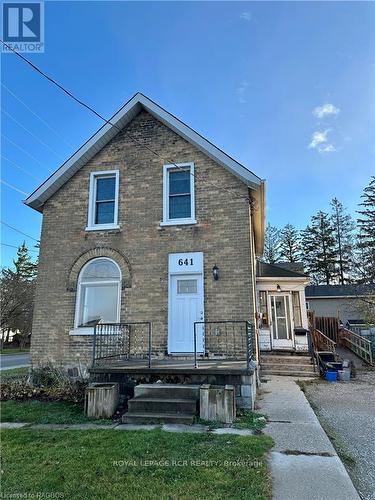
[128,397,197,414]
[122,412,195,425]
[134,384,200,400]
[123,383,200,424]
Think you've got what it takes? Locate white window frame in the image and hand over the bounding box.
[161,162,196,226]
[70,257,122,335]
[86,170,120,231]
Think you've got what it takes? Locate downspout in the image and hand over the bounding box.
[248,199,259,363]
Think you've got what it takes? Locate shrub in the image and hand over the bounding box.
[0,366,87,403]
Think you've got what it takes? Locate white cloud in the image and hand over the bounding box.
[240,12,252,21]
[237,81,249,104]
[308,129,336,153]
[313,103,340,119]
[319,144,336,153]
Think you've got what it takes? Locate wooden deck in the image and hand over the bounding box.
[90,358,251,375]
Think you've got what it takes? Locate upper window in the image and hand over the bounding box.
[87,170,119,230]
[162,163,196,225]
[75,258,121,328]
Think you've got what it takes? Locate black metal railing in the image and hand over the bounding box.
[193,320,255,369]
[92,322,152,367]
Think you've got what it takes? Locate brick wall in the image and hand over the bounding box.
[31,110,256,369]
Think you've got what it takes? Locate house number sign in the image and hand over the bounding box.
[169,252,203,274]
[178,258,194,266]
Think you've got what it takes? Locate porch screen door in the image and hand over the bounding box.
[270,294,293,349]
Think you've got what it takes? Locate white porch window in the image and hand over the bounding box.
[258,291,269,327]
[74,258,121,328]
[86,170,119,230]
[161,163,196,226]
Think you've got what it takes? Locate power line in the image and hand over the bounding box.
[1,242,38,253]
[2,134,52,172]
[1,82,75,149]
[1,155,42,181]
[0,179,28,196]
[2,108,65,159]
[0,39,252,205]
[1,221,39,242]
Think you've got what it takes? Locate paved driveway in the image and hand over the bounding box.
[0,353,30,370]
[304,371,375,500]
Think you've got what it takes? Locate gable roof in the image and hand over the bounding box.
[305,284,375,298]
[24,92,263,212]
[257,261,308,279]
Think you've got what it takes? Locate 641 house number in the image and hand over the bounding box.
[178,258,194,266]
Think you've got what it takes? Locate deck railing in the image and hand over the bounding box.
[92,322,152,367]
[311,327,337,354]
[193,320,254,369]
[339,328,373,365]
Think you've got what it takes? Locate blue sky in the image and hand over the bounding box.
[1,1,374,267]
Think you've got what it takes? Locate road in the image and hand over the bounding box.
[0,353,30,370]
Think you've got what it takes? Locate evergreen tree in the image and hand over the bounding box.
[262,223,281,264]
[330,198,355,284]
[302,211,337,284]
[12,241,38,280]
[279,224,301,262]
[1,243,37,347]
[357,176,375,283]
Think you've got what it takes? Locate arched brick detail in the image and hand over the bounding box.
[67,247,132,291]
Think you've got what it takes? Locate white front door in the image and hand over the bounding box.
[169,274,204,353]
[269,294,294,349]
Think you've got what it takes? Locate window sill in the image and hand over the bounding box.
[69,328,94,336]
[85,224,120,232]
[160,219,197,227]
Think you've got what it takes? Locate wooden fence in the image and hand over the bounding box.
[315,316,340,342]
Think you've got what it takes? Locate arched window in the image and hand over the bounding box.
[75,258,121,328]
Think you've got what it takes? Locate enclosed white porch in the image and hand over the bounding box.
[256,262,310,352]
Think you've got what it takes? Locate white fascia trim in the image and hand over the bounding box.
[257,277,309,283]
[24,93,262,211]
[305,295,366,299]
[87,169,119,230]
[162,162,196,226]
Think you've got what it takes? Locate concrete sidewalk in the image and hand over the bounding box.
[257,376,360,500]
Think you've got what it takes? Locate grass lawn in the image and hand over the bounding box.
[0,400,112,425]
[0,348,30,355]
[1,428,273,499]
[1,367,29,381]
[197,411,267,431]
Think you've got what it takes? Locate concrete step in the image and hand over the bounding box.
[122,412,195,425]
[128,397,197,414]
[134,384,200,400]
[260,351,310,357]
[261,369,317,377]
[261,355,312,363]
[261,363,314,371]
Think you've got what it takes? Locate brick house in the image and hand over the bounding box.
[25,93,268,409]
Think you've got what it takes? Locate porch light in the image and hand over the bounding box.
[276,284,281,292]
[212,265,220,281]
